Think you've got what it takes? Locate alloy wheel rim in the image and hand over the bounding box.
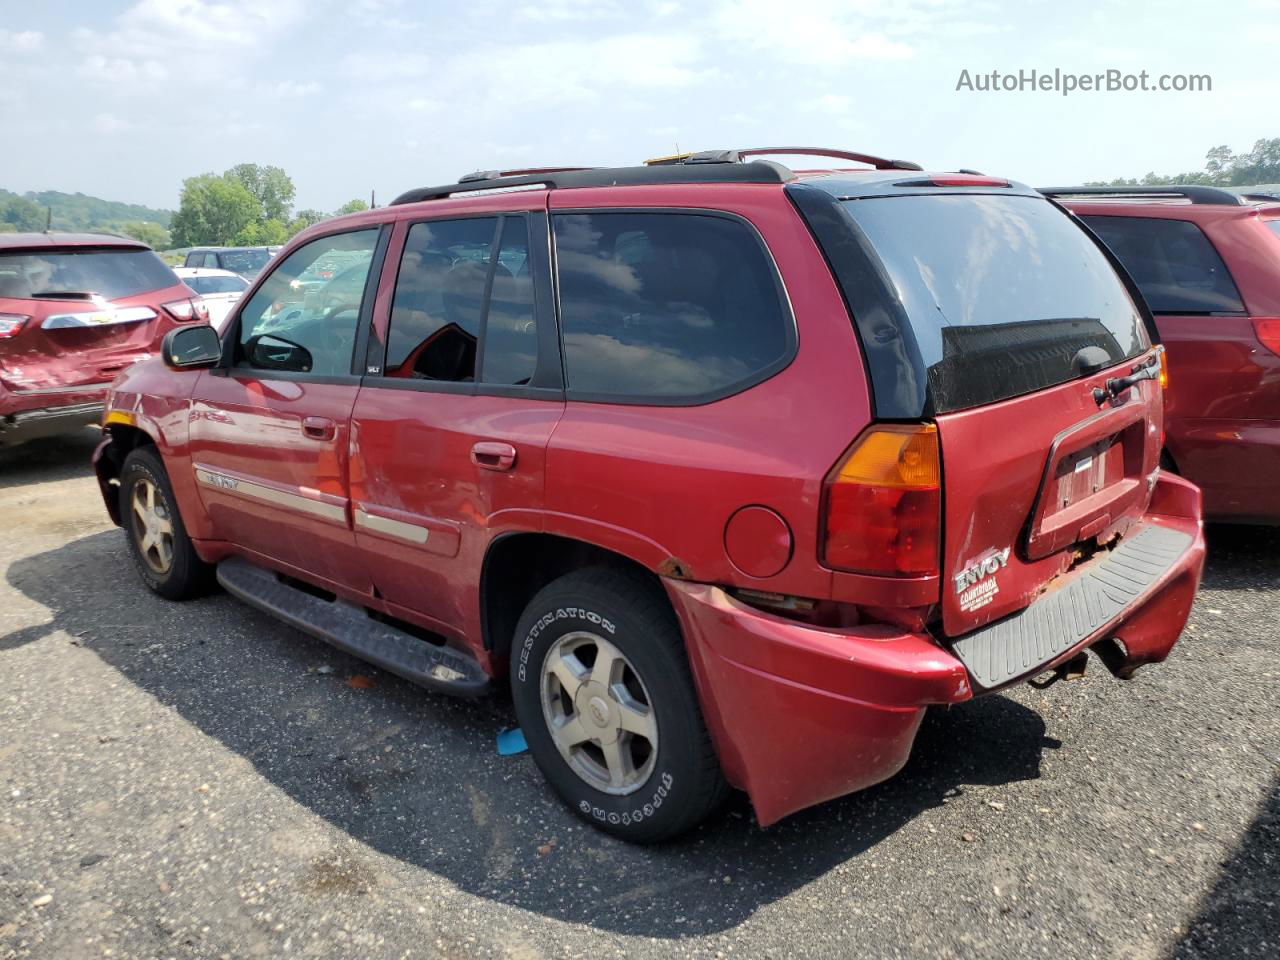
[131,477,174,575]
[540,630,658,796]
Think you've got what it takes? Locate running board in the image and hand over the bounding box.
[216,556,490,697]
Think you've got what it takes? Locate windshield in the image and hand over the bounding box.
[0,248,179,301]
[185,275,248,295]
[838,193,1149,414]
[219,250,271,277]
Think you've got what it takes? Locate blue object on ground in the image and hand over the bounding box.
[496,727,528,756]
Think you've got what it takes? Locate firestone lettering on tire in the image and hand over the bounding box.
[517,607,616,681]
[577,772,674,825]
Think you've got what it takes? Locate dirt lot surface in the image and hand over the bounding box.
[1,431,1276,959]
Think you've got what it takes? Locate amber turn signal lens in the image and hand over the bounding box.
[833,424,941,489]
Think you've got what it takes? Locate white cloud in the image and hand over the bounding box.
[808,93,853,113]
[714,0,916,64]
[341,51,432,81]
[77,0,306,61]
[80,55,169,84]
[466,33,712,103]
[276,80,321,97]
[0,29,43,52]
[515,0,621,20]
[93,113,132,134]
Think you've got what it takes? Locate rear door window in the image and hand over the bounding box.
[1266,220,1280,241]
[1080,215,1245,314]
[551,212,793,402]
[382,215,538,385]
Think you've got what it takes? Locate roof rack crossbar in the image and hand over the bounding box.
[1037,185,1245,206]
[391,162,795,206]
[647,146,922,172]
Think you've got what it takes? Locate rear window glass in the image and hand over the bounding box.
[219,250,271,276]
[0,248,178,301]
[552,212,792,401]
[837,194,1149,414]
[1080,215,1244,314]
[184,275,247,295]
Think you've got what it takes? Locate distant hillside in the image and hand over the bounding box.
[0,188,172,231]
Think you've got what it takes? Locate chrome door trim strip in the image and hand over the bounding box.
[354,507,431,545]
[194,465,347,524]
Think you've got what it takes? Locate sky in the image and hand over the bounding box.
[1,0,1277,214]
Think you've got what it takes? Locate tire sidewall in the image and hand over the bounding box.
[511,590,694,839]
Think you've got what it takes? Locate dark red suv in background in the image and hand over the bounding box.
[94,148,1205,841]
[0,233,206,446]
[1044,186,1280,523]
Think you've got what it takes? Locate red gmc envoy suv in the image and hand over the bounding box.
[93,148,1206,841]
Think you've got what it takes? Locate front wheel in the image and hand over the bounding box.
[119,446,213,601]
[510,567,728,842]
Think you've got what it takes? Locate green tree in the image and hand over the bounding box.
[225,163,296,223]
[119,220,171,249]
[1087,137,1280,189]
[170,173,259,247]
[0,195,46,232]
[334,198,369,216]
[285,208,326,237]
[233,218,288,246]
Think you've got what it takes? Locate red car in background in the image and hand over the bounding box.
[0,233,207,447]
[1045,186,1280,523]
[94,150,1205,841]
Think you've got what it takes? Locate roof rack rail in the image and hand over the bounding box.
[391,162,794,206]
[646,146,923,172]
[458,166,596,183]
[1037,185,1245,206]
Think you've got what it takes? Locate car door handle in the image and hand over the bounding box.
[471,441,517,471]
[301,416,337,441]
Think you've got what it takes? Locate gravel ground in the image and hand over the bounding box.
[0,430,1276,960]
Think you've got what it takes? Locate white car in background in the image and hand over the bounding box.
[174,267,249,332]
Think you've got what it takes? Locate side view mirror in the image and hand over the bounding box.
[162,324,222,369]
[246,333,313,373]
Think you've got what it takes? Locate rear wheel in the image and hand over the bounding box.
[510,567,728,842]
[119,446,213,600]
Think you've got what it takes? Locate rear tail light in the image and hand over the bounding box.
[193,299,210,322]
[822,424,942,577]
[0,313,29,339]
[162,298,205,323]
[1253,317,1280,357]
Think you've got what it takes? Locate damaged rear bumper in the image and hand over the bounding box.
[664,470,1205,828]
[0,398,104,446]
